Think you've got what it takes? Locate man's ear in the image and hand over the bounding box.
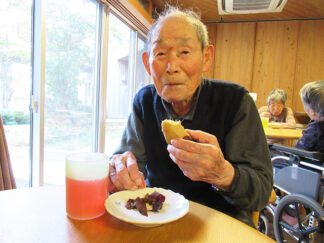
[304,106,315,120]
[142,52,151,75]
[308,108,317,119]
[202,45,214,72]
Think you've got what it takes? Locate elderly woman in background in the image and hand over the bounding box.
[296,80,324,153]
[259,89,296,144]
[272,81,324,172]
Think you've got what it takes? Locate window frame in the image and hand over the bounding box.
[28,0,150,187]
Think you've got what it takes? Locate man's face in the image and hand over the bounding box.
[269,101,284,116]
[142,17,212,104]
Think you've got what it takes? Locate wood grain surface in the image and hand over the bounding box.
[0,186,276,243]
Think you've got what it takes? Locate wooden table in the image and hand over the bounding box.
[0,186,275,243]
[264,127,303,146]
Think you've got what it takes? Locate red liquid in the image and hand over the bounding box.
[66,177,108,219]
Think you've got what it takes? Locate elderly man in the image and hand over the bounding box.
[109,6,273,227]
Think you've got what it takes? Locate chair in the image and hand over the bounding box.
[252,189,277,234]
[265,144,324,242]
[0,115,16,190]
[294,112,310,125]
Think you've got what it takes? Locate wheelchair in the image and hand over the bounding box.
[258,144,324,243]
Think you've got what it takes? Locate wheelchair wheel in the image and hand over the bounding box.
[258,214,269,236]
[273,194,324,243]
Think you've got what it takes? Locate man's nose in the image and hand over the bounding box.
[166,53,180,74]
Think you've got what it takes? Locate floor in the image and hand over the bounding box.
[266,218,299,243]
[263,213,322,243]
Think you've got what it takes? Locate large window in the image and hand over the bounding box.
[0,0,32,187]
[105,14,150,156]
[43,0,100,185]
[135,38,150,94]
[0,0,150,187]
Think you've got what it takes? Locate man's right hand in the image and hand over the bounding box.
[108,151,146,193]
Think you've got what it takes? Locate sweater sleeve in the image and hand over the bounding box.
[221,94,273,211]
[112,106,148,173]
[258,106,269,117]
[295,121,317,151]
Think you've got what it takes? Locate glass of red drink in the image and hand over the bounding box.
[65,152,109,220]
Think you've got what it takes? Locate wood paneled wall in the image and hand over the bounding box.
[252,21,298,109]
[212,23,256,90]
[294,20,324,111]
[204,20,324,113]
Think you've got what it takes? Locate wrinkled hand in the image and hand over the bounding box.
[109,151,146,193]
[167,130,234,190]
[260,112,270,118]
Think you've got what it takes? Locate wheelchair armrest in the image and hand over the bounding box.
[270,144,324,161]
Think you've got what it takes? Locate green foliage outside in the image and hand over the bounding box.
[45,0,97,113]
[0,110,29,125]
[0,0,31,109]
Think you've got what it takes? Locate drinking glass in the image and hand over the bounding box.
[261,117,269,129]
[66,152,109,220]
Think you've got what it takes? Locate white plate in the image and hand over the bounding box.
[105,187,189,227]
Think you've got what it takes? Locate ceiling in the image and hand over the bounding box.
[156,0,324,23]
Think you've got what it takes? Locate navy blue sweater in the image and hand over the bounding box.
[130,79,273,226]
[296,120,324,153]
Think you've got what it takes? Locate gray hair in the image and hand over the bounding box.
[300,80,324,118]
[145,6,209,54]
[267,89,287,105]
